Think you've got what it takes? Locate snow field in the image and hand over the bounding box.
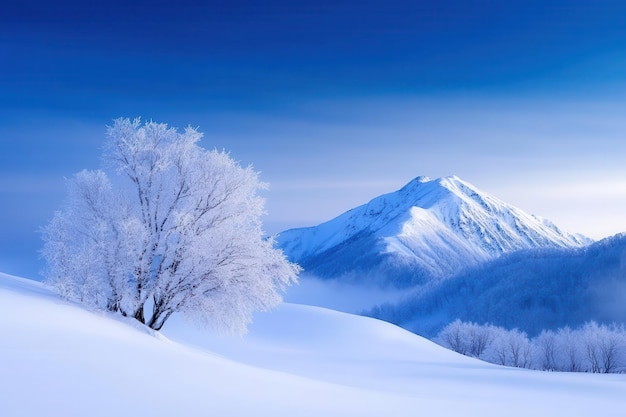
[1,273,625,417]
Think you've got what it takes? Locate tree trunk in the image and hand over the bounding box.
[106,298,119,313]
[133,307,145,324]
[146,308,173,331]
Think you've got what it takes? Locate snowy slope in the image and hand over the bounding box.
[2,272,626,417]
[278,176,590,287]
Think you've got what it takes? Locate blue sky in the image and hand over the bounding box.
[2,0,626,278]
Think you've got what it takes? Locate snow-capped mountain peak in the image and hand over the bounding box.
[277,176,591,287]
[399,175,589,253]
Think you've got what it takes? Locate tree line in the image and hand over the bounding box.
[437,319,626,373]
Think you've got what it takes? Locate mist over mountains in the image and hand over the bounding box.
[278,176,625,337]
[368,233,626,337]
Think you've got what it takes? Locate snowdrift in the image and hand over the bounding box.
[1,272,625,417]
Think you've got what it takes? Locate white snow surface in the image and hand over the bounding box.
[2,272,625,416]
[278,176,591,284]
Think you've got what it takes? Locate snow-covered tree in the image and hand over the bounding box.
[534,329,558,371]
[42,118,300,333]
[505,329,533,368]
[437,319,468,355]
[483,327,534,368]
[581,322,625,373]
[436,319,492,359]
[435,319,626,373]
[554,326,583,372]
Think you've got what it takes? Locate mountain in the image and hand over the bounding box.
[277,175,591,287]
[367,233,626,338]
[2,272,626,416]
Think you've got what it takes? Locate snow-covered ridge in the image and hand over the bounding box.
[277,176,591,286]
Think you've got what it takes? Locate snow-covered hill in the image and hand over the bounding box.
[368,233,626,337]
[278,176,590,287]
[1,272,626,417]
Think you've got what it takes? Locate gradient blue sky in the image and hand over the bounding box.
[2,0,626,278]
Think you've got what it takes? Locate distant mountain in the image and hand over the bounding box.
[277,176,591,287]
[367,233,626,337]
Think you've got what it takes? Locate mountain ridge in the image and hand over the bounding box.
[366,232,626,337]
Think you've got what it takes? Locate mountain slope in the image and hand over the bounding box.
[2,272,626,416]
[278,176,590,287]
[367,233,626,337]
